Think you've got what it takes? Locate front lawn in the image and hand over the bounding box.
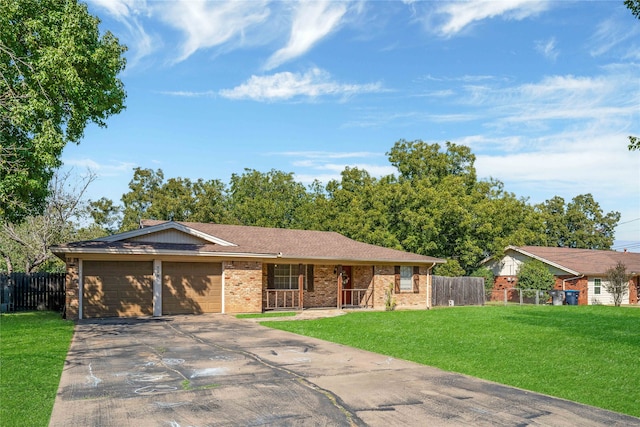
[0,311,75,426]
[263,305,640,417]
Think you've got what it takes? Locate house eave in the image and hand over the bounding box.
[53,247,278,259]
[52,247,445,266]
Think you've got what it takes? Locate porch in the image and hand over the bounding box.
[264,287,374,311]
[263,264,377,311]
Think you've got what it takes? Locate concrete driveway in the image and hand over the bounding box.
[50,314,639,427]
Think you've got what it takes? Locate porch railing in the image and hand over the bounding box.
[265,289,300,310]
[341,288,373,308]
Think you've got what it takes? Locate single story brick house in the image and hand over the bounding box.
[52,220,445,319]
[481,246,640,305]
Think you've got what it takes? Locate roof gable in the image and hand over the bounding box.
[96,221,237,247]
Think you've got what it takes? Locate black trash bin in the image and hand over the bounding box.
[564,290,579,305]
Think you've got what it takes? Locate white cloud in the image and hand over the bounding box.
[590,16,640,58]
[62,158,137,177]
[535,37,559,61]
[159,90,217,98]
[434,0,551,36]
[264,1,348,70]
[156,0,271,63]
[88,0,154,66]
[219,68,384,101]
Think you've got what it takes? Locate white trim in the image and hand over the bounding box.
[153,260,162,317]
[78,259,83,320]
[96,222,237,247]
[221,262,225,314]
[56,247,278,258]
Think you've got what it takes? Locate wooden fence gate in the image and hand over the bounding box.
[0,273,66,313]
[432,276,484,306]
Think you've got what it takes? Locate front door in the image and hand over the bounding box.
[341,266,352,305]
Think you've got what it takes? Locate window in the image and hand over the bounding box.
[267,264,314,291]
[400,266,413,291]
[395,265,419,292]
[594,278,601,295]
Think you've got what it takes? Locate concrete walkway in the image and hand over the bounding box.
[50,314,640,427]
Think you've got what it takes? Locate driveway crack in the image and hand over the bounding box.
[165,322,364,427]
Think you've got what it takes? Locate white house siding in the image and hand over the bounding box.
[487,251,569,277]
[588,277,630,305]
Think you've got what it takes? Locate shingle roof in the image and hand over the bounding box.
[53,220,445,265]
[510,246,640,276]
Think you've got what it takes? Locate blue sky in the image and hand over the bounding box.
[61,0,639,249]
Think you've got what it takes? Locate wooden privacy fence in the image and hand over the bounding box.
[432,276,485,306]
[0,273,66,313]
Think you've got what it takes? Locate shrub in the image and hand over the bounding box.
[517,259,554,297]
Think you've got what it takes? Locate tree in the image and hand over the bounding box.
[604,261,631,307]
[434,259,465,277]
[228,169,309,229]
[0,0,126,223]
[517,259,555,296]
[387,139,476,188]
[537,194,620,249]
[0,170,101,273]
[626,0,640,19]
[87,197,122,235]
[322,167,399,248]
[628,136,639,151]
[119,168,230,231]
[120,168,164,231]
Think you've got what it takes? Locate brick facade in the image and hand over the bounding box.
[63,257,433,318]
[373,265,429,309]
[223,261,263,313]
[65,258,80,319]
[554,276,589,306]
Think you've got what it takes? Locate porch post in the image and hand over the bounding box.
[298,264,304,310]
[337,265,343,309]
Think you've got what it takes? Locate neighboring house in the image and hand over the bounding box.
[481,246,640,305]
[52,220,445,319]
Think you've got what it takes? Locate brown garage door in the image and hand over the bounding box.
[162,262,222,314]
[83,261,153,318]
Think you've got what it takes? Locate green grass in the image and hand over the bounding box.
[0,312,75,426]
[263,305,640,417]
[236,311,297,319]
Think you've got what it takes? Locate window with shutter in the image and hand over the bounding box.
[400,266,413,291]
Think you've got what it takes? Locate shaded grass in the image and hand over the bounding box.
[263,305,640,417]
[0,312,74,426]
[236,311,297,319]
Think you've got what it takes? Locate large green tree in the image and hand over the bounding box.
[538,194,620,249]
[228,169,309,229]
[119,168,229,231]
[0,0,126,223]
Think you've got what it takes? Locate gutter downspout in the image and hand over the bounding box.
[562,275,584,291]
